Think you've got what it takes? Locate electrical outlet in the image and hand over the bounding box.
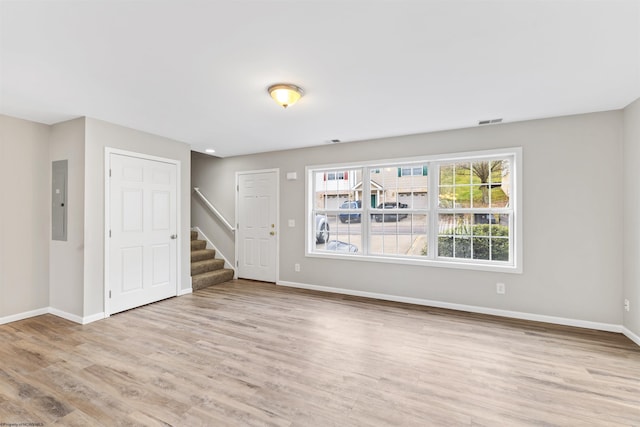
[496,282,506,294]
[294,263,300,272]
[624,299,630,312]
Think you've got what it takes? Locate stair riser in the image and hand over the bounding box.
[191,259,225,276]
[190,230,198,241]
[191,249,216,262]
[191,240,207,250]
[192,269,235,291]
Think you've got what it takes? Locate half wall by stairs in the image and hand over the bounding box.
[191,230,234,290]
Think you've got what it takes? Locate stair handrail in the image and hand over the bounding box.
[193,187,235,232]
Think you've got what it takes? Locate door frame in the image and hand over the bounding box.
[103,147,182,317]
[235,168,280,283]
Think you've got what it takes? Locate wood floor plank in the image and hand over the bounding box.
[1,279,639,426]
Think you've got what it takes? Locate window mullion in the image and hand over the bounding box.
[363,167,371,255]
[428,161,438,260]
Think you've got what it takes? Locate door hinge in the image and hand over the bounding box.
[109,290,112,299]
[109,230,111,238]
[109,169,112,177]
[237,185,239,192]
[236,260,239,267]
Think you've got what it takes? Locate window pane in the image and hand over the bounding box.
[439,186,454,208]
[455,162,471,181]
[438,236,453,257]
[315,213,362,254]
[491,187,508,208]
[438,213,510,261]
[472,237,490,260]
[494,159,511,208]
[314,169,361,209]
[312,213,330,248]
[338,200,363,223]
[399,192,428,209]
[371,164,427,210]
[454,185,471,208]
[439,213,473,258]
[472,184,489,208]
[440,164,454,185]
[370,214,428,257]
[438,213,455,235]
[454,237,471,258]
[453,213,472,235]
[491,237,509,261]
[491,216,510,236]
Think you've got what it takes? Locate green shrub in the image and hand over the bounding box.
[437,224,509,261]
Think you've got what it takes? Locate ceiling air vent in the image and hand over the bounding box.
[479,118,503,125]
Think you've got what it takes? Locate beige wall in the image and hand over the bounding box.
[0,115,50,319]
[84,118,191,317]
[623,97,640,339]
[49,118,86,317]
[193,111,625,326]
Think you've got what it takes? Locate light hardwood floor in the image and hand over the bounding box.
[1,279,639,426]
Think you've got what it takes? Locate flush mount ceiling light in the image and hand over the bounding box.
[268,84,304,109]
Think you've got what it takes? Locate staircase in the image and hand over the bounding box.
[191,230,234,290]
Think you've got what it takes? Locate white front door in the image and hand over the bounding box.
[108,153,178,314]
[237,170,278,282]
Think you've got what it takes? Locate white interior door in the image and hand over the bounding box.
[237,170,278,282]
[108,153,178,314]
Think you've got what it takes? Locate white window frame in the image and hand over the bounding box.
[306,147,522,273]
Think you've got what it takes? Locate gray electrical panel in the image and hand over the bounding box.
[52,160,68,241]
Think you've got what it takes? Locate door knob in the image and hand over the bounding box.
[270,231,276,236]
[170,234,177,239]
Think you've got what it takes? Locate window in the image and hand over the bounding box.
[325,171,347,180]
[399,166,427,176]
[308,148,521,272]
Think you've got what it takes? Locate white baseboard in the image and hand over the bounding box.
[0,307,105,326]
[48,308,104,325]
[623,326,640,346]
[0,307,49,325]
[178,287,193,296]
[193,226,237,278]
[48,307,84,324]
[277,280,625,335]
[81,312,106,325]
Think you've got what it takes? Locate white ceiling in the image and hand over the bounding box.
[1,1,639,157]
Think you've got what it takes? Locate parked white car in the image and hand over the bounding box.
[315,215,330,243]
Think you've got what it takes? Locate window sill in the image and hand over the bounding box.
[305,251,522,274]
